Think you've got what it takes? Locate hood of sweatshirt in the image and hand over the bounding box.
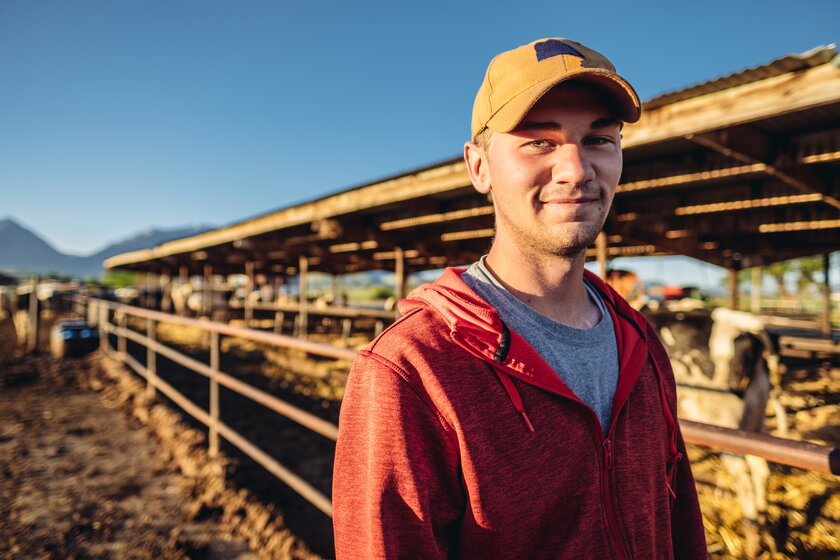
[398,268,679,455]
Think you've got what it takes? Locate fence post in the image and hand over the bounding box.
[341,318,352,346]
[99,302,109,352]
[27,275,39,354]
[209,330,220,457]
[117,311,127,357]
[146,317,157,399]
[298,255,309,339]
[823,253,832,338]
[245,260,255,327]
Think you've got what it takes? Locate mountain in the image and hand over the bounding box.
[0,218,213,279]
[86,225,213,263]
[0,219,86,277]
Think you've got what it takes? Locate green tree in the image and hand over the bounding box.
[794,255,825,294]
[101,269,136,289]
[766,259,794,298]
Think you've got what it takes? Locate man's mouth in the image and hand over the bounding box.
[540,196,598,204]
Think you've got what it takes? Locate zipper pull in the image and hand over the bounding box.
[602,439,613,469]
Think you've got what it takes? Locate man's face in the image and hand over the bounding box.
[467,86,623,259]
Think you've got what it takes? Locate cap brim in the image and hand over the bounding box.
[485,69,641,134]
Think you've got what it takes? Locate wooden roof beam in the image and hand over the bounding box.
[614,221,744,268]
[687,129,840,210]
[379,204,494,231]
[105,159,469,270]
[616,163,766,194]
[623,62,840,149]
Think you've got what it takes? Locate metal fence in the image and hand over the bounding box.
[85,298,839,519]
[89,298,353,517]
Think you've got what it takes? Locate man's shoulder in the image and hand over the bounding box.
[363,302,457,361]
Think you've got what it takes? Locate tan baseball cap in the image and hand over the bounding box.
[471,38,641,140]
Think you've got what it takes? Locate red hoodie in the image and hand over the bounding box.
[333,268,706,559]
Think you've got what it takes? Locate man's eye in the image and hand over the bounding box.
[528,140,553,149]
[585,136,616,146]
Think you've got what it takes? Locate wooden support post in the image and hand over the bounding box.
[177,266,190,317]
[146,272,154,308]
[596,232,608,280]
[394,247,407,300]
[274,311,285,334]
[273,275,283,302]
[160,269,172,313]
[86,297,96,326]
[27,275,38,354]
[330,274,338,304]
[298,255,309,339]
[341,318,352,346]
[374,320,384,338]
[209,330,220,457]
[146,318,157,399]
[203,263,213,318]
[823,253,832,338]
[244,261,255,326]
[141,273,147,308]
[750,267,762,314]
[728,268,739,310]
[98,303,108,352]
[117,311,127,356]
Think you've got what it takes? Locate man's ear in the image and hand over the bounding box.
[464,141,491,195]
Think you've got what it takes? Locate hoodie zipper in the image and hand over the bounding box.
[601,436,630,560]
[495,363,633,559]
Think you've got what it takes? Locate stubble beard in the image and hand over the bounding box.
[494,204,604,260]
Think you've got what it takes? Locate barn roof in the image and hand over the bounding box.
[106,45,840,276]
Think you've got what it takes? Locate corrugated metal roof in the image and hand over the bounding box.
[754,101,840,134]
[644,45,839,110]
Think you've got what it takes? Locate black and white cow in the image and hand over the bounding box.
[645,306,787,554]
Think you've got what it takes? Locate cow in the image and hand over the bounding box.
[645,306,786,557]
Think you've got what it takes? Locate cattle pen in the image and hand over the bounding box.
[84,297,839,508]
[58,294,839,559]
[35,44,840,558]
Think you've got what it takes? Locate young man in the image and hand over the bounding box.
[333,38,707,559]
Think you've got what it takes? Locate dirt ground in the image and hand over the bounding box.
[0,317,260,560]
[3,309,840,559]
[133,315,840,559]
[691,359,840,559]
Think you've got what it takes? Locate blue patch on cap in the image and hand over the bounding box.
[534,40,584,62]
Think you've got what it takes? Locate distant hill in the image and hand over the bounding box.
[0,218,213,279]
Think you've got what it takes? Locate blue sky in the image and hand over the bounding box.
[1,0,837,286]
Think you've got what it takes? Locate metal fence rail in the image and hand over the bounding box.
[85,298,839,522]
[680,420,840,475]
[91,298,346,517]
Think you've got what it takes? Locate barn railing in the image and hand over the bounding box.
[227,299,399,339]
[83,299,839,520]
[87,297,353,517]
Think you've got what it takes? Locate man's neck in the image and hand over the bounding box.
[484,242,600,329]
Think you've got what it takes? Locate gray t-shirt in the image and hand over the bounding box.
[461,258,619,434]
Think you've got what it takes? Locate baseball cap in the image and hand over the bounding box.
[471,38,641,140]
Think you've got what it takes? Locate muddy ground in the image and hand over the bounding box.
[2,309,840,559]
[0,317,267,559]
[127,315,840,559]
[0,315,324,560]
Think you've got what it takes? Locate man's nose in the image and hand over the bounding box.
[551,143,594,185]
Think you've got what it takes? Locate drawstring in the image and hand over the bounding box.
[493,369,536,432]
[491,322,535,432]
